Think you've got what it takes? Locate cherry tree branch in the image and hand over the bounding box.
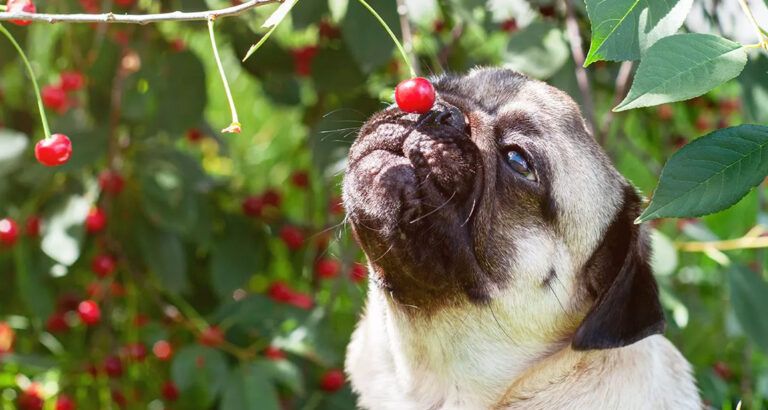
[0,0,279,24]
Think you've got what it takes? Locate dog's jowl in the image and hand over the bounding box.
[342,68,700,410]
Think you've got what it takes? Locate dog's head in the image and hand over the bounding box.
[342,68,664,350]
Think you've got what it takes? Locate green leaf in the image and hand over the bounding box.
[13,242,54,322]
[584,0,693,65]
[254,359,305,395]
[171,346,229,408]
[638,125,768,222]
[220,362,281,410]
[154,51,207,134]
[728,265,768,351]
[614,34,746,111]
[137,223,189,294]
[341,0,401,72]
[209,216,261,298]
[292,0,329,29]
[40,195,90,266]
[740,52,768,124]
[503,21,569,79]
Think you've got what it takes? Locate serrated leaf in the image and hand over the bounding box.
[729,265,768,351]
[137,223,189,294]
[220,362,281,410]
[171,346,229,407]
[209,217,261,298]
[638,125,768,222]
[584,0,693,65]
[615,34,746,111]
[503,21,568,79]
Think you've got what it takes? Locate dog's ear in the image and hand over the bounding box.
[571,186,665,350]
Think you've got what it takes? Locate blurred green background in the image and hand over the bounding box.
[1,0,768,408]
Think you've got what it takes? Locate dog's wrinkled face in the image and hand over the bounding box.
[343,68,664,349]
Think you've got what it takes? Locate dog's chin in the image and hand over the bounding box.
[343,111,490,308]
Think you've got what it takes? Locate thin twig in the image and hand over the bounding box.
[395,0,420,76]
[0,0,278,24]
[208,17,241,133]
[598,61,633,139]
[563,0,597,138]
[677,235,768,252]
[737,0,768,50]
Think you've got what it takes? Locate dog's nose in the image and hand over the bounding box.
[431,104,467,131]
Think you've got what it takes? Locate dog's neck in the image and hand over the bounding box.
[346,287,581,410]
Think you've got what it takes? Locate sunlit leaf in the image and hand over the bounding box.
[639,125,768,222]
[584,0,693,65]
[615,34,746,111]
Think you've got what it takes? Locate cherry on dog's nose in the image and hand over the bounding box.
[433,106,466,131]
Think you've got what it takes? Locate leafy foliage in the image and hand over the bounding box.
[0,0,767,409]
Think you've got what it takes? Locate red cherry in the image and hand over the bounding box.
[46,312,70,333]
[55,394,76,410]
[98,169,125,194]
[288,292,313,310]
[111,389,127,407]
[329,196,344,215]
[262,189,282,207]
[318,20,341,39]
[198,326,224,347]
[186,127,203,142]
[153,340,173,361]
[432,19,445,33]
[0,218,20,246]
[6,0,36,26]
[695,114,712,132]
[349,263,367,283]
[123,342,147,361]
[35,133,72,167]
[319,369,345,392]
[59,71,84,91]
[268,281,294,302]
[501,18,518,33]
[290,170,309,188]
[0,322,14,356]
[656,104,673,120]
[85,206,106,234]
[291,46,318,77]
[280,225,304,251]
[242,195,264,217]
[170,38,186,52]
[77,300,101,326]
[25,215,41,237]
[395,78,435,114]
[91,254,116,277]
[719,98,741,116]
[132,314,149,328]
[17,389,43,410]
[161,381,180,401]
[713,361,733,380]
[315,258,340,279]
[41,84,68,113]
[103,355,123,377]
[264,345,286,360]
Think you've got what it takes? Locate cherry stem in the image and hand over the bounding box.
[0,23,52,139]
[207,17,240,133]
[355,0,416,78]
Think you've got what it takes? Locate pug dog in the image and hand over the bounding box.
[342,68,700,410]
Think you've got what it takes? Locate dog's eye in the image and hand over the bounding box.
[505,150,535,181]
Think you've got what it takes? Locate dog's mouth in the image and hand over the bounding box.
[343,102,489,307]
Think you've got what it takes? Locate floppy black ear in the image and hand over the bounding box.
[571,186,665,350]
